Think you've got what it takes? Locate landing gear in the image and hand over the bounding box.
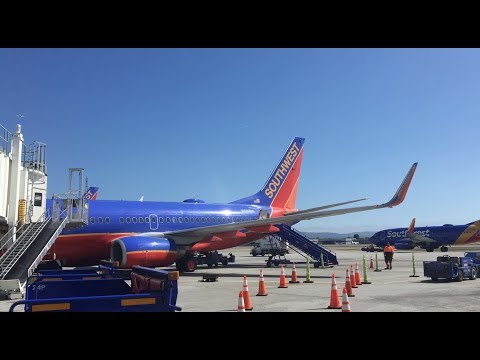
[426,248,434,252]
[440,246,448,252]
[176,256,198,272]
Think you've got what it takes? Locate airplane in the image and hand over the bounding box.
[368,217,480,252]
[44,137,418,272]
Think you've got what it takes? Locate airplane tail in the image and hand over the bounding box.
[230,137,305,210]
[407,218,416,234]
[82,186,99,200]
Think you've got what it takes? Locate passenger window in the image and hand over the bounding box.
[145,217,150,223]
[126,218,131,223]
[172,217,177,223]
[105,217,110,224]
[185,217,189,223]
[98,217,103,224]
[151,217,156,223]
[196,217,200,223]
[202,218,205,223]
[139,217,143,223]
[120,217,124,223]
[179,217,183,223]
[132,217,137,223]
[159,217,164,223]
[166,217,171,223]
[90,217,95,224]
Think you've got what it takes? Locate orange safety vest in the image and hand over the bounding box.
[383,245,395,253]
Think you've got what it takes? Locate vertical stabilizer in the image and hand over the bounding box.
[231,137,305,210]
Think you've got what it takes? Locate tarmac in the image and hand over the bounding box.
[2,244,480,312]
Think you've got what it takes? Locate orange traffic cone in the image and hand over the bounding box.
[242,275,253,310]
[257,269,268,296]
[327,274,342,309]
[341,287,351,312]
[345,268,355,297]
[237,290,245,312]
[350,265,358,288]
[355,263,362,285]
[278,265,288,288]
[289,263,300,283]
[369,256,374,269]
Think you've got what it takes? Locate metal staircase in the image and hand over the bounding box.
[0,210,68,281]
[0,168,90,298]
[273,224,338,265]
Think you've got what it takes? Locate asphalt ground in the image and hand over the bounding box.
[2,244,480,312]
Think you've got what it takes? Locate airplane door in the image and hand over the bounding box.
[149,214,158,230]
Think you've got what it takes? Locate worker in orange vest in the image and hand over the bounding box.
[383,242,395,270]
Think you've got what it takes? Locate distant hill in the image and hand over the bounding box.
[298,231,375,240]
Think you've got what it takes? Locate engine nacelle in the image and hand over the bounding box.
[393,240,415,250]
[110,236,177,268]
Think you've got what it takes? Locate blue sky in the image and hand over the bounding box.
[1,48,479,233]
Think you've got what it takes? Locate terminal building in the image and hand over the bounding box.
[0,123,47,236]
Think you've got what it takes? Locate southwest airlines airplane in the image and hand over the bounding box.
[368,218,480,252]
[45,138,417,272]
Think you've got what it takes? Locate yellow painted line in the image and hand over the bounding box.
[121,298,156,306]
[42,277,63,281]
[32,303,71,312]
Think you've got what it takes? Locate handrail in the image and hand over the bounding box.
[26,210,69,278]
[0,205,68,278]
[0,222,26,254]
[1,215,53,278]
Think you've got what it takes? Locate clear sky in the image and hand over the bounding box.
[1,48,479,233]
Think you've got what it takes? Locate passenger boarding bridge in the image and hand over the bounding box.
[0,123,89,299]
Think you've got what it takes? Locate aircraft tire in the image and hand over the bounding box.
[266,260,272,268]
[431,277,438,282]
[176,258,186,272]
[440,246,448,252]
[185,258,198,272]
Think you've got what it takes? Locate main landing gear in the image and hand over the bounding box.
[176,256,198,272]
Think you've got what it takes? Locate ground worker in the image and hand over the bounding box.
[383,242,395,269]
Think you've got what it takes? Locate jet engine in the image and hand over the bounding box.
[110,236,177,268]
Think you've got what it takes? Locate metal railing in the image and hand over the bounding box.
[0,222,25,254]
[0,124,12,154]
[22,141,47,175]
[26,208,69,278]
[0,211,54,280]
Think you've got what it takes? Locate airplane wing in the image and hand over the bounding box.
[284,198,367,216]
[407,233,436,244]
[142,162,418,245]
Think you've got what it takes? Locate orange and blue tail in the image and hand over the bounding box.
[82,187,99,200]
[231,137,305,210]
[407,218,416,234]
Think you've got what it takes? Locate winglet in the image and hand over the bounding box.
[407,218,416,234]
[381,162,418,208]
